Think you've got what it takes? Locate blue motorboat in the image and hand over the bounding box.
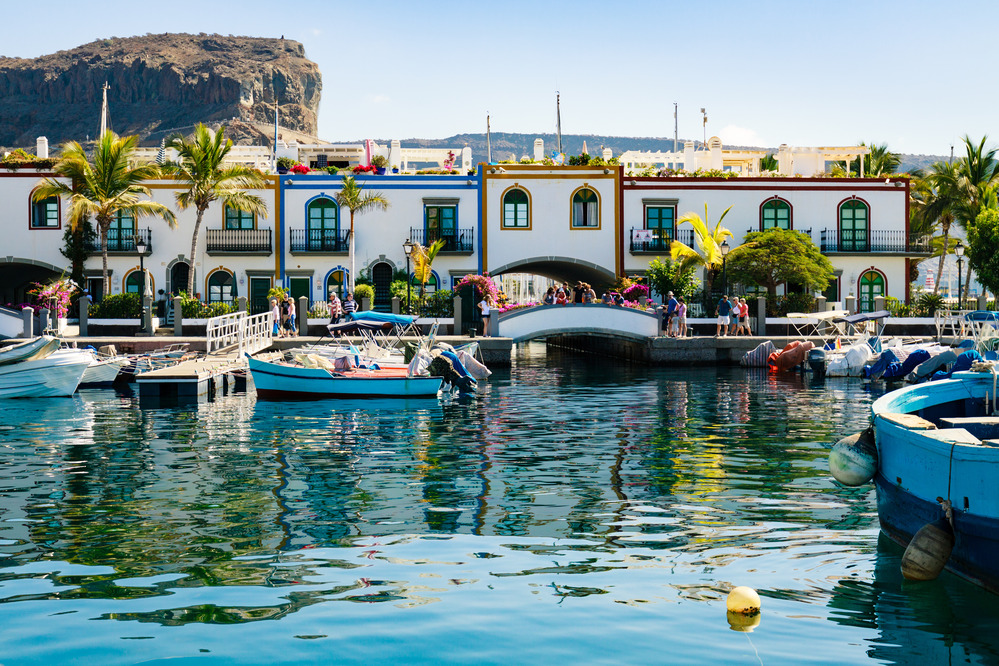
[861,367,999,593]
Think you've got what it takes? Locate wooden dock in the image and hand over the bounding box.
[136,352,245,398]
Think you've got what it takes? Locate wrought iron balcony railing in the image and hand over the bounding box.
[289,228,351,253]
[206,228,272,254]
[819,229,930,254]
[629,227,694,253]
[409,227,475,253]
[87,227,153,254]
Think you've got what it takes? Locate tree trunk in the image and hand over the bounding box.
[188,207,205,296]
[932,221,950,295]
[349,210,356,292]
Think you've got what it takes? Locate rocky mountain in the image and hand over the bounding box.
[360,132,942,174]
[0,33,321,147]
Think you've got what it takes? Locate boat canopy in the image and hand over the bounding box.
[327,321,394,336]
[349,311,418,325]
[833,310,891,324]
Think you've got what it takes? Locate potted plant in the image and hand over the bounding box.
[392,164,400,174]
[276,156,295,174]
[371,155,387,175]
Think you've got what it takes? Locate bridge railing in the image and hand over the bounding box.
[497,302,661,342]
[207,311,273,356]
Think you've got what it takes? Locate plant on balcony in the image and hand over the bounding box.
[726,229,833,297]
[334,176,389,292]
[289,163,310,174]
[33,131,177,296]
[370,155,387,175]
[89,292,142,318]
[277,156,296,174]
[352,165,376,174]
[165,123,269,295]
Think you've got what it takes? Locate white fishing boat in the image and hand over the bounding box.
[0,349,92,398]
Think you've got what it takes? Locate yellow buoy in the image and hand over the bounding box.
[901,517,954,581]
[726,586,761,615]
[727,610,762,633]
[829,427,878,486]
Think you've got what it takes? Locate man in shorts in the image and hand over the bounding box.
[716,294,732,336]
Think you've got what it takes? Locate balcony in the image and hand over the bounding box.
[743,227,812,240]
[206,228,272,255]
[409,227,475,254]
[289,228,351,254]
[819,229,931,255]
[629,227,694,253]
[87,227,153,255]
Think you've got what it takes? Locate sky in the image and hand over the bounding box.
[2,0,996,156]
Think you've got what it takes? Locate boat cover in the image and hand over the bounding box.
[767,340,814,372]
[931,350,983,381]
[832,310,891,324]
[349,311,418,325]
[327,321,394,336]
[864,348,930,380]
[741,340,777,367]
[826,342,874,376]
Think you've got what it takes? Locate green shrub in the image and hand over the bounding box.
[353,284,374,302]
[916,292,945,316]
[89,292,142,318]
[765,292,815,317]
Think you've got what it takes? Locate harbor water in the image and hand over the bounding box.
[2,342,999,664]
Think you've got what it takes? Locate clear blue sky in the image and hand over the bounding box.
[3,0,995,156]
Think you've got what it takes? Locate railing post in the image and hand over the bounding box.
[978,294,987,310]
[238,296,247,314]
[845,296,856,314]
[173,296,183,336]
[142,294,153,335]
[453,295,463,335]
[80,294,90,337]
[756,296,767,337]
[360,297,370,312]
[238,313,245,356]
[874,295,886,313]
[38,308,49,334]
[298,296,308,335]
[21,307,33,338]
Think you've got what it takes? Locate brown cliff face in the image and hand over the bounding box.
[0,33,322,146]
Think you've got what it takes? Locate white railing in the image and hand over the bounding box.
[207,311,273,356]
[935,309,973,341]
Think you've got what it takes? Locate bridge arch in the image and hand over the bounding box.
[498,303,660,343]
[487,256,617,291]
[0,256,67,305]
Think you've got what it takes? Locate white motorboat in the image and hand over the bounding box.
[0,336,61,365]
[51,348,130,386]
[0,349,92,398]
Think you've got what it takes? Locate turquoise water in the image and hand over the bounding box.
[1,342,998,664]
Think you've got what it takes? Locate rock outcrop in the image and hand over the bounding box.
[0,33,322,147]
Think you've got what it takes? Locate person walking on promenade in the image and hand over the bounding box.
[285,296,297,337]
[664,291,678,337]
[716,294,732,336]
[270,298,281,338]
[739,297,751,336]
[329,290,342,324]
[729,295,741,336]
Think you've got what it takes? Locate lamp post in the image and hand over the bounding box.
[955,240,964,312]
[134,228,150,334]
[720,239,730,295]
[402,238,415,315]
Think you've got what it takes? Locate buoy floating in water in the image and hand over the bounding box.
[727,610,762,633]
[829,427,878,486]
[726,586,761,614]
[901,502,955,581]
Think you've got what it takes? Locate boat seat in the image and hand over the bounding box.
[922,428,982,445]
[940,417,999,441]
[878,413,937,430]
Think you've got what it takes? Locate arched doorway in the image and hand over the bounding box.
[170,262,191,296]
[859,270,885,313]
[371,262,393,313]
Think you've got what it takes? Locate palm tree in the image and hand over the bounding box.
[335,176,389,291]
[865,143,901,177]
[954,135,999,300]
[918,161,962,294]
[33,132,176,295]
[411,238,446,310]
[670,204,734,297]
[166,124,268,295]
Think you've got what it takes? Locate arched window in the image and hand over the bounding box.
[839,199,869,251]
[308,197,340,250]
[761,198,791,230]
[325,268,348,299]
[410,272,439,293]
[108,210,136,251]
[207,270,235,304]
[502,187,530,228]
[225,205,255,230]
[858,270,885,313]
[30,195,59,229]
[571,187,599,228]
[124,270,148,294]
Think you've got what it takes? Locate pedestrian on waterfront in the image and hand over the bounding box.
[279,296,290,337]
[285,296,297,336]
[329,290,342,324]
[562,282,571,304]
[739,298,751,336]
[729,295,741,336]
[677,297,688,337]
[665,291,678,337]
[342,292,357,318]
[555,288,568,306]
[602,291,613,305]
[716,294,732,336]
[543,286,555,305]
[614,292,625,306]
[478,294,494,337]
[584,283,596,303]
[572,282,585,304]
[270,298,281,337]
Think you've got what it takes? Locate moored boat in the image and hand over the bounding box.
[247,354,443,400]
[0,336,62,365]
[0,349,92,398]
[833,364,999,593]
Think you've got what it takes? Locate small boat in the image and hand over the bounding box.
[54,349,131,386]
[833,364,999,592]
[247,355,443,400]
[0,349,92,398]
[0,336,62,365]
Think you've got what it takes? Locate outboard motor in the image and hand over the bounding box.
[808,347,827,377]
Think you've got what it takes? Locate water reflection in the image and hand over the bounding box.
[0,343,995,663]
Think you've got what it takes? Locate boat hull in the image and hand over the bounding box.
[248,356,442,400]
[81,356,130,386]
[0,352,91,398]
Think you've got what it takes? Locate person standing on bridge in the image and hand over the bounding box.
[478,294,494,337]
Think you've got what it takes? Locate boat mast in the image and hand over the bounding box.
[673,102,678,169]
[273,96,279,166]
[99,81,110,138]
[556,92,562,155]
[486,112,491,163]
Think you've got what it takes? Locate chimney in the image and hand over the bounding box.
[36,137,49,159]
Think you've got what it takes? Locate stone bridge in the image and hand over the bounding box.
[497,303,661,343]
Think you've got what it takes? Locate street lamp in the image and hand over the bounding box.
[402,238,415,315]
[134,228,150,334]
[720,239,731,295]
[955,239,964,311]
